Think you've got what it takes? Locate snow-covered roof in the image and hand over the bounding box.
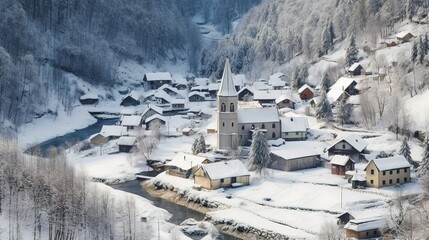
[366,155,411,171]
[396,31,413,39]
[253,90,286,100]
[280,116,308,133]
[188,91,207,98]
[237,101,262,109]
[194,77,210,86]
[347,95,360,105]
[120,108,137,115]
[270,79,285,87]
[330,155,354,166]
[351,172,366,181]
[123,90,140,101]
[191,85,209,91]
[344,216,386,232]
[275,94,296,104]
[254,81,271,91]
[348,63,362,72]
[328,134,368,152]
[237,107,279,124]
[270,72,285,79]
[237,86,254,94]
[181,127,194,133]
[208,83,220,91]
[233,74,246,87]
[100,125,126,137]
[201,160,250,180]
[271,148,320,160]
[80,94,98,100]
[154,90,172,102]
[121,115,142,126]
[171,98,185,105]
[327,89,349,104]
[145,72,173,81]
[330,77,357,91]
[165,153,208,171]
[298,84,314,94]
[268,138,285,147]
[117,136,137,146]
[145,114,166,123]
[159,84,180,94]
[218,59,238,97]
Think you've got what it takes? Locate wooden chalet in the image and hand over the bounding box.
[344,216,386,239]
[327,134,368,161]
[396,31,414,43]
[194,160,250,190]
[298,84,314,101]
[347,63,364,76]
[120,91,140,107]
[117,136,136,152]
[275,95,296,109]
[330,155,355,175]
[237,86,254,101]
[165,153,210,178]
[143,72,173,91]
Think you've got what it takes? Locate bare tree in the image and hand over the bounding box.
[317,221,344,240]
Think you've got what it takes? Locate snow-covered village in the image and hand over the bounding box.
[2,1,429,240]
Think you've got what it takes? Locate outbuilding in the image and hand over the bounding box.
[298,84,314,101]
[117,136,137,152]
[330,155,355,175]
[270,148,321,172]
[194,160,250,190]
[165,153,210,178]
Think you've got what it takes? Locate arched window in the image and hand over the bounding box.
[251,124,255,129]
[272,123,276,128]
[222,122,225,127]
[232,122,234,127]
[221,103,226,112]
[262,124,265,129]
[230,103,235,112]
[241,126,244,130]
[272,132,276,138]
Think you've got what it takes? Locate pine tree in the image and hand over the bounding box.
[406,0,415,20]
[335,98,350,126]
[320,72,331,92]
[345,35,358,68]
[196,134,206,154]
[249,130,272,177]
[316,88,333,121]
[320,21,334,56]
[418,138,429,177]
[328,20,336,42]
[411,40,418,62]
[191,138,198,155]
[399,138,418,168]
[418,36,426,64]
[291,67,299,91]
[298,64,309,88]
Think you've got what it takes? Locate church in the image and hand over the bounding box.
[217,59,281,151]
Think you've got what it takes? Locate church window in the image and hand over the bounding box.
[221,103,226,112]
[222,122,225,127]
[272,123,276,128]
[262,124,265,129]
[232,122,234,127]
[272,132,276,138]
[242,126,244,130]
[230,103,235,112]
[251,124,255,129]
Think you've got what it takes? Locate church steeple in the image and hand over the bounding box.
[218,59,237,97]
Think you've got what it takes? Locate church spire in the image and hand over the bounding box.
[217,59,237,97]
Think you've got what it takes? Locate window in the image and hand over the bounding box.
[370,169,374,175]
[374,231,377,235]
[221,179,224,183]
[251,124,255,129]
[397,169,400,174]
[232,122,234,127]
[389,179,392,184]
[382,180,386,185]
[285,132,288,136]
[296,132,299,135]
[383,171,386,176]
[231,177,236,183]
[262,124,265,129]
[242,126,244,130]
[390,170,393,175]
[396,178,400,183]
[370,180,374,184]
[272,132,276,138]
[222,122,225,127]
[342,144,346,149]
[272,123,276,128]
[404,177,408,182]
[221,103,226,112]
[404,168,407,173]
[230,103,235,112]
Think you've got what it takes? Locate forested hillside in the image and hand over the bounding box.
[201,0,426,78]
[0,0,259,129]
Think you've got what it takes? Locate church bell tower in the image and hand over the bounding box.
[217,59,238,151]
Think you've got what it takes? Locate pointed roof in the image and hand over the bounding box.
[217,59,237,97]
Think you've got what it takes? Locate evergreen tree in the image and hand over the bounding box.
[328,20,336,42]
[249,129,272,177]
[298,64,309,88]
[191,138,198,155]
[319,21,334,56]
[196,134,206,154]
[345,35,358,68]
[291,67,299,91]
[316,89,333,121]
[418,138,429,177]
[418,36,426,64]
[406,0,415,20]
[335,98,351,126]
[411,40,418,62]
[320,72,331,92]
[366,0,382,16]
[399,138,418,168]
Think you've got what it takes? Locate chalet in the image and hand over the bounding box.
[172,78,188,90]
[275,95,296,109]
[347,63,364,76]
[181,127,195,136]
[344,216,386,239]
[208,83,220,98]
[99,125,126,140]
[385,39,398,47]
[171,99,186,110]
[280,113,308,141]
[120,91,140,107]
[237,107,281,145]
[159,84,181,97]
[188,91,207,102]
[233,74,246,91]
[327,134,368,161]
[309,96,321,108]
[144,114,166,130]
[331,77,358,95]
[89,133,108,146]
[154,90,171,105]
[270,148,320,171]
[396,31,414,43]
[269,78,286,90]
[165,153,210,178]
[121,115,142,131]
[191,85,209,92]
[79,94,99,105]
[298,84,314,101]
[117,136,137,152]
[143,72,173,91]
[141,105,163,122]
[270,72,287,82]
[254,80,271,91]
[253,90,286,104]
[365,155,411,188]
[327,89,350,105]
[194,160,250,190]
[337,211,355,226]
[330,155,355,175]
[237,86,254,101]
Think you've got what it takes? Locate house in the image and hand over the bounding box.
[165,153,210,178]
[344,216,386,239]
[269,78,286,90]
[237,86,254,101]
[99,125,126,140]
[141,105,164,122]
[172,77,188,90]
[191,85,209,92]
[330,155,355,175]
[351,172,367,189]
[270,148,321,171]
[275,95,296,109]
[327,134,368,161]
[385,39,398,47]
[364,155,411,188]
[117,136,137,152]
[348,63,364,76]
[208,83,220,98]
[79,94,99,105]
[233,74,247,91]
[143,72,173,91]
[280,113,308,141]
[253,90,285,104]
[396,31,414,43]
[120,91,140,106]
[121,115,142,131]
[159,84,181,97]
[182,128,195,136]
[144,114,166,130]
[154,90,171,105]
[188,91,207,102]
[89,133,108,146]
[327,89,350,105]
[337,212,355,226]
[237,106,281,145]
[330,77,358,95]
[194,160,250,190]
[298,84,314,101]
[170,98,186,110]
[309,96,321,108]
